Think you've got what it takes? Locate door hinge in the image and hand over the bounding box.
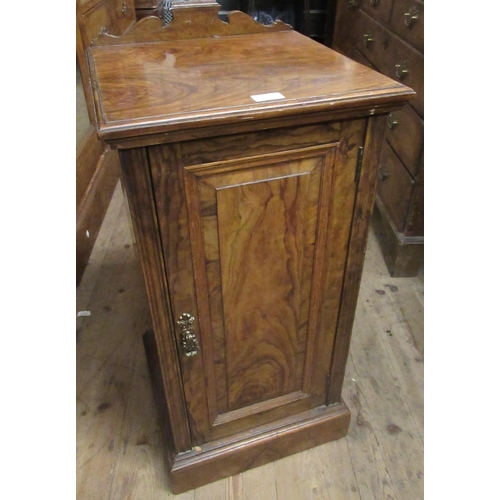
[355,146,364,183]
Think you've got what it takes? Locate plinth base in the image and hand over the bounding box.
[170,402,351,493]
[143,330,351,494]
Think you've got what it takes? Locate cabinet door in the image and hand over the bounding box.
[150,137,360,445]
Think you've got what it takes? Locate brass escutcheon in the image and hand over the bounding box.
[177,313,199,357]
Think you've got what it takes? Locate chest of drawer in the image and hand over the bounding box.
[389,0,424,53]
[332,0,424,276]
[377,141,415,232]
[385,103,423,177]
[353,10,423,117]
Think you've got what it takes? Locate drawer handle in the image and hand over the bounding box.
[121,2,130,16]
[348,0,359,10]
[379,166,390,182]
[369,0,379,6]
[387,113,399,130]
[177,313,200,358]
[395,62,409,81]
[363,33,374,47]
[404,5,419,28]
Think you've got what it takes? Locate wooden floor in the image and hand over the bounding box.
[76,182,424,500]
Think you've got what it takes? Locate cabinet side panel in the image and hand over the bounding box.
[119,147,192,453]
[327,114,387,403]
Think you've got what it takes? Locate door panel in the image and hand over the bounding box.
[205,163,318,412]
[219,176,307,410]
[150,137,362,444]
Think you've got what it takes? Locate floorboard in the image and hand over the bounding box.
[76,182,424,499]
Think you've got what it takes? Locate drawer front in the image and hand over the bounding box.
[385,103,423,177]
[352,8,388,69]
[389,0,424,53]
[377,141,415,232]
[360,0,393,25]
[387,34,423,117]
[353,10,424,117]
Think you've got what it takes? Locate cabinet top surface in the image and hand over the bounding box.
[88,13,414,143]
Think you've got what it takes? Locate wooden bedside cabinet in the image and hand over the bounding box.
[86,0,413,492]
[332,0,424,276]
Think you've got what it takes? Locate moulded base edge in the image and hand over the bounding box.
[169,402,351,493]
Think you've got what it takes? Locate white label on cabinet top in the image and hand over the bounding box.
[250,92,286,102]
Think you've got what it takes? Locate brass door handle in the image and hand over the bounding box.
[387,113,399,130]
[395,62,409,81]
[363,33,374,47]
[177,313,200,357]
[404,6,419,28]
[379,166,390,181]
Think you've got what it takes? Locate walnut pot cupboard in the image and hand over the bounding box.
[86,1,413,493]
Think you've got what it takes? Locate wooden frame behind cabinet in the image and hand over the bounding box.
[76,0,136,284]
